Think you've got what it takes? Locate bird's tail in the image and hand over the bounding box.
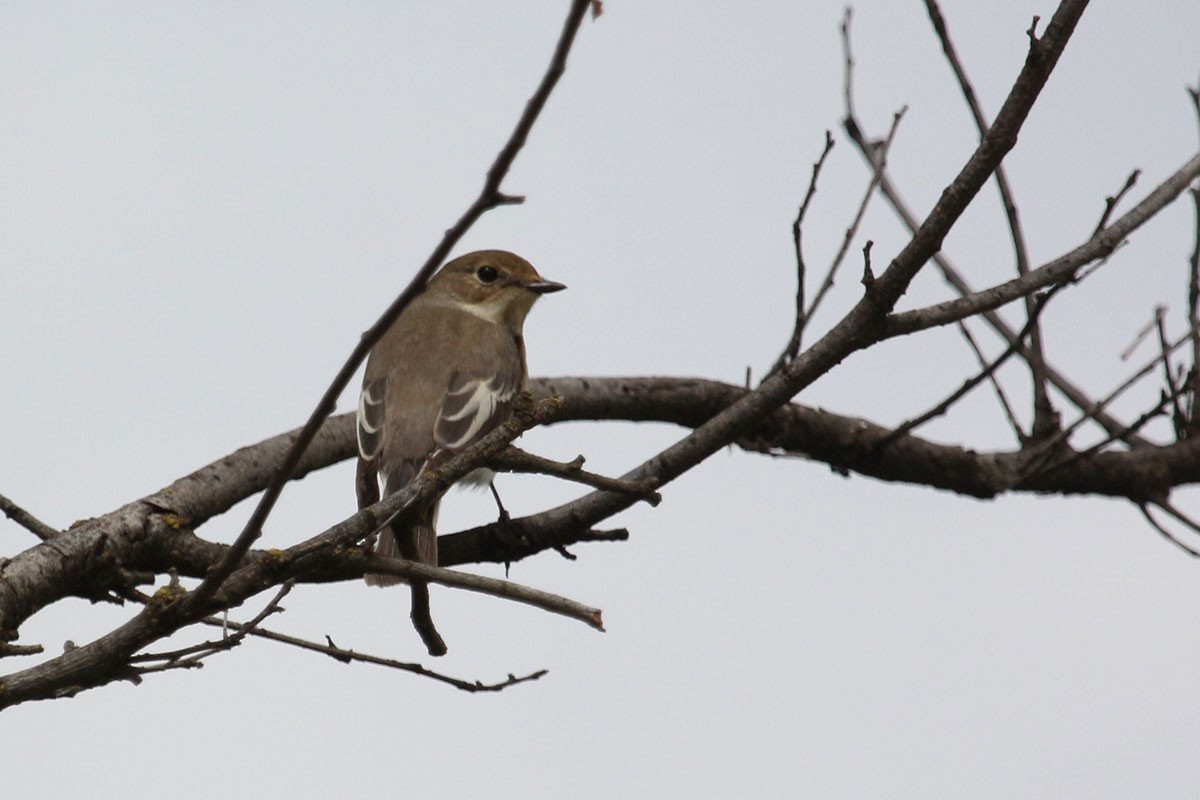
[364,503,447,657]
[364,522,437,586]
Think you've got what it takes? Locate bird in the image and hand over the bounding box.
[355,249,565,655]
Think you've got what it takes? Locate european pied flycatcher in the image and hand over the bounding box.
[356,249,565,655]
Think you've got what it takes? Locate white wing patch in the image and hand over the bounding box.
[357,381,385,461]
[434,374,516,451]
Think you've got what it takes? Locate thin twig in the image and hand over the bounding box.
[1185,79,1200,434]
[1187,187,1200,433]
[491,447,661,505]
[0,493,59,541]
[806,108,905,328]
[1138,503,1200,558]
[840,8,856,120]
[1154,307,1188,438]
[1092,169,1142,236]
[1120,307,1164,361]
[955,319,1026,441]
[360,557,605,632]
[121,588,547,692]
[767,130,835,375]
[1156,499,1200,537]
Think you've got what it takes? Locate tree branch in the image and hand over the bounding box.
[884,152,1200,337]
[0,493,59,542]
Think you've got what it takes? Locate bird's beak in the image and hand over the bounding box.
[523,278,567,294]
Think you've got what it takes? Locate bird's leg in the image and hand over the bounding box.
[488,480,511,523]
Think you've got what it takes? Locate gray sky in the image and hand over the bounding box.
[4,2,1200,797]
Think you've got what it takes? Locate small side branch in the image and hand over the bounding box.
[0,643,44,659]
[359,557,605,632]
[1154,308,1189,439]
[1092,169,1142,236]
[491,447,661,505]
[955,319,1026,442]
[1138,502,1200,558]
[808,108,905,324]
[768,130,835,374]
[0,493,59,541]
[1185,78,1200,435]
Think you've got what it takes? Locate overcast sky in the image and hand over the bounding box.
[4,2,1200,797]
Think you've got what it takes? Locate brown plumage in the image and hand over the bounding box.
[355,250,565,655]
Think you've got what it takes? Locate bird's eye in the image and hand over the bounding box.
[476,265,499,284]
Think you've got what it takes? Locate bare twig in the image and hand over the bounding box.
[1138,502,1200,558]
[1185,79,1200,434]
[806,108,904,327]
[0,493,59,541]
[359,557,605,632]
[860,240,875,287]
[1092,169,1142,236]
[1154,308,1189,438]
[955,319,1026,441]
[131,591,548,693]
[1121,307,1164,361]
[0,643,43,658]
[491,447,661,505]
[840,8,857,120]
[1187,187,1200,435]
[768,130,835,375]
[1156,499,1200,537]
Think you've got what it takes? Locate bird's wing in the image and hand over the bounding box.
[432,368,522,452]
[356,375,387,463]
[359,373,429,496]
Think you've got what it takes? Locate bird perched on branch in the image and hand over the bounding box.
[355,249,566,656]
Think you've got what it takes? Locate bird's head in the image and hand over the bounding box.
[427,250,566,330]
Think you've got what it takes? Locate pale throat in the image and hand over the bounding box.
[447,295,535,329]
